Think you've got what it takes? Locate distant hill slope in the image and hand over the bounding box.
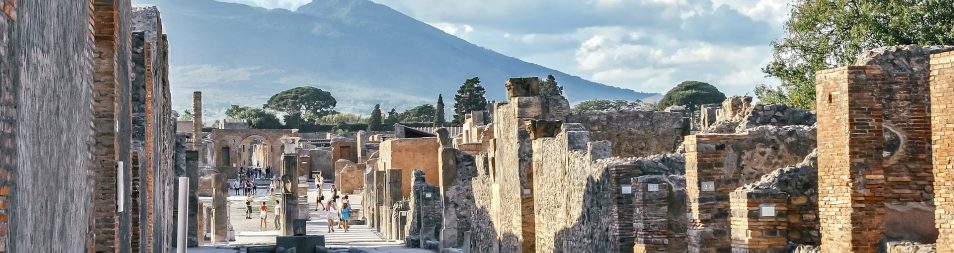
[135,0,655,116]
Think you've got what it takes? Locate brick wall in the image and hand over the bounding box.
[729,189,788,253]
[815,66,885,252]
[929,51,954,252]
[683,128,814,253]
[632,175,688,253]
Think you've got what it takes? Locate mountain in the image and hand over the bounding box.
[133,0,655,117]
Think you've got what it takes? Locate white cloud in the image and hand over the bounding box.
[217,0,789,96]
[214,0,311,10]
[431,23,474,37]
[173,65,262,85]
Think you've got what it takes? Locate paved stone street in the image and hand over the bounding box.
[192,180,430,252]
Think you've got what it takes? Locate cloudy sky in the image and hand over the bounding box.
[217,0,791,96]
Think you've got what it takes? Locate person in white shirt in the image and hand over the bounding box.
[326,199,338,233]
[273,199,282,230]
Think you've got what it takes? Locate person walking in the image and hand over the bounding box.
[315,172,323,190]
[245,195,253,219]
[340,202,351,232]
[315,194,325,211]
[337,195,348,229]
[325,199,337,233]
[252,182,259,197]
[259,202,269,231]
[273,199,282,230]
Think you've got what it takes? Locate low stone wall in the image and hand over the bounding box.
[567,110,685,157]
[704,96,816,134]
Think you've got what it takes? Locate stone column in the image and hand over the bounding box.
[192,91,201,150]
[210,173,229,242]
[815,66,885,253]
[281,154,299,236]
[185,151,199,246]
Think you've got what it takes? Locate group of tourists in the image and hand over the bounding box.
[240,166,271,179]
[245,198,283,231]
[314,172,351,233]
[232,178,273,197]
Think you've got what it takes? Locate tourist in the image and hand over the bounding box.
[325,199,337,233]
[265,167,271,179]
[245,195,253,219]
[252,182,258,197]
[269,180,275,195]
[245,180,252,196]
[273,199,282,230]
[316,194,325,211]
[315,172,323,190]
[338,195,348,229]
[259,202,268,231]
[340,202,351,233]
[331,184,338,199]
[231,180,240,196]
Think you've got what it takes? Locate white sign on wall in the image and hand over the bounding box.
[425,192,432,198]
[701,181,715,192]
[400,211,408,217]
[647,184,659,192]
[760,204,776,217]
[621,184,632,194]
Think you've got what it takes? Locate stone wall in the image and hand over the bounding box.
[930,51,954,253]
[2,1,97,251]
[684,126,815,252]
[731,151,819,250]
[377,137,440,197]
[404,170,442,249]
[567,110,684,157]
[440,149,499,253]
[632,175,688,253]
[704,96,816,134]
[91,0,134,251]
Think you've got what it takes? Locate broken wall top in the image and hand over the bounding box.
[132,5,162,42]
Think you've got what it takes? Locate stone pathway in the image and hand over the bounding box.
[189,179,430,253]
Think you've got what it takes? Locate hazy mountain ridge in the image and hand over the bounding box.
[135,0,655,117]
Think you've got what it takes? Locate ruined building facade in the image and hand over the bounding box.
[0,1,177,252]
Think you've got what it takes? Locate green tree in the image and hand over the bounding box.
[434,95,446,127]
[400,104,436,123]
[368,104,384,131]
[540,75,563,99]
[179,109,194,121]
[224,105,283,129]
[573,99,644,112]
[314,113,367,125]
[384,108,399,126]
[657,81,726,109]
[453,77,488,124]
[265,86,337,118]
[283,113,306,129]
[761,0,954,109]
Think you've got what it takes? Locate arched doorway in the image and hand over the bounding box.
[240,135,271,170]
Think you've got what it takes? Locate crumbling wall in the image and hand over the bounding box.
[338,163,364,194]
[567,110,684,157]
[404,170,442,249]
[492,101,534,253]
[705,96,816,134]
[728,151,819,252]
[684,126,815,252]
[3,1,97,251]
[533,124,627,253]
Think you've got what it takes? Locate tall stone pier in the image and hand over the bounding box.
[815,66,886,253]
[193,91,202,150]
[281,154,300,236]
[211,173,229,242]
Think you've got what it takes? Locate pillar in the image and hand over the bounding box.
[210,173,228,242]
[192,91,201,150]
[281,154,299,236]
[815,66,885,253]
[930,51,954,252]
